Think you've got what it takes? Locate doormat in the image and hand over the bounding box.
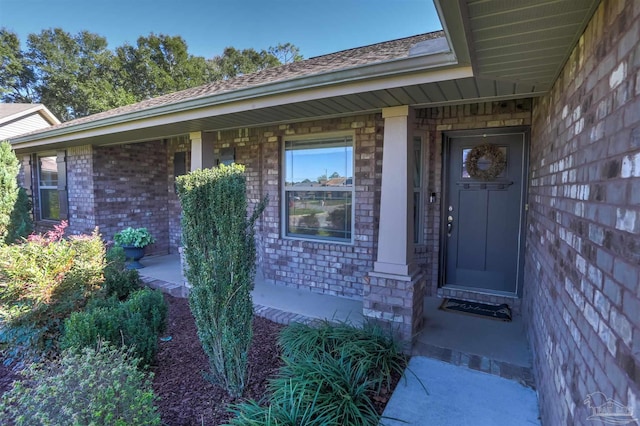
[439,298,512,322]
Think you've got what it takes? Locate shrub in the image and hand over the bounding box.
[0,223,105,364]
[61,288,166,366]
[0,140,19,243]
[177,163,266,397]
[5,187,33,244]
[0,343,161,425]
[104,246,142,299]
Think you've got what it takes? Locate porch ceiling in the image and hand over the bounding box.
[440,0,601,92]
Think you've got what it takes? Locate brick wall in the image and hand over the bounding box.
[166,135,190,253]
[93,140,170,255]
[209,114,383,299]
[525,1,640,424]
[66,145,97,235]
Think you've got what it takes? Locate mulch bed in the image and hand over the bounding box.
[1,293,401,425]
[152,294,284,425]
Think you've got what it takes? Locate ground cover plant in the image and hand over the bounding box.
[0,343,160,425]
[226,320,407,426]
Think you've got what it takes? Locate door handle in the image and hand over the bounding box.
[447,215,453,236]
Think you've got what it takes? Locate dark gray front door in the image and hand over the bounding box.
[443,130,527,294]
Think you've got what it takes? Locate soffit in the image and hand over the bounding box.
[457,0,601,91]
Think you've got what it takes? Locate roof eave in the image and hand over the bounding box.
[10,50,460,147]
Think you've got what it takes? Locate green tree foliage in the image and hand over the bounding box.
[0,27,303,121]
[269,42,303,64]
[177,164,267,397]
[0,29,36,103]
[0,141,19,242]
[26,28,135,121]
[0,343,161,426]
[115,33,213,100]
[209,46,281,79]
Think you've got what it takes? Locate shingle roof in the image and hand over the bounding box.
[29,31,444,134]
[0,103,42,120]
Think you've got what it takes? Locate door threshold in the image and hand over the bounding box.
[439,284,519,299]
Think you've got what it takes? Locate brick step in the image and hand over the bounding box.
[412,340,536,389]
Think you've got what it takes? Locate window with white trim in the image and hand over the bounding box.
[284,135,354,242]
[38,154,60,220]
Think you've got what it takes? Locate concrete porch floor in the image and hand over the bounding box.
[138,254,533,383]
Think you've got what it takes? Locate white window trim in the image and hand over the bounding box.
[281,131,356,244]
[413,133,425,244]
[37,152,59,221]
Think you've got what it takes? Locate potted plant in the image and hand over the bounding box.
[114,227,155,269]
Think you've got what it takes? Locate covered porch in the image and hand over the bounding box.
[138,254,533,387]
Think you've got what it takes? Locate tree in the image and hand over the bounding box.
[26,29,135,120]
[0,141,20,243]
[0,29,37,103]
[177,164,267,397]
[0,27,303,121]
[209,47,280,80]
[268,43,303,64]
[115,33,213,100]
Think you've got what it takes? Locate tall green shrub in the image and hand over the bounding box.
[176,163,266,397]
[0,140,19,243]
[5,186,33,244]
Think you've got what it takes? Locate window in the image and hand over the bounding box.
[413,136,423,243]
[284,135,354,242]
[35,152,67,221]
[38,155,60,220]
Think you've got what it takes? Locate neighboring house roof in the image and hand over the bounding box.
[0,103,60,140]
[10,0,600,152]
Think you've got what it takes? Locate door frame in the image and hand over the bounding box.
[439,127,530,297]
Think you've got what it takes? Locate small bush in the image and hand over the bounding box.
[61,288,167,366]
[0,343,161,426]
[0,223,105,364]
[104,246,142,300]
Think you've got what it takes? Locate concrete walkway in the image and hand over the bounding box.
[137,254,540,426]
[381,357,540,425]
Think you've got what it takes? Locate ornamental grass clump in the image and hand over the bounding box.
[226,320,408,426]
[177,163,267,397]
[0,342,161,426]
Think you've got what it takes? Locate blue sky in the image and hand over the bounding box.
[0,0,442,59]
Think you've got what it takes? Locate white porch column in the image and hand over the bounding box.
[189,131,215,171]
[373,105,416,278]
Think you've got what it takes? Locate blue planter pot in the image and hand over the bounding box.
[121,246,146,269]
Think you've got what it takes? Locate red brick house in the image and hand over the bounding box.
[8,1,639,424]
